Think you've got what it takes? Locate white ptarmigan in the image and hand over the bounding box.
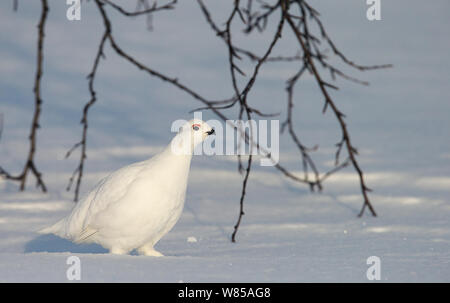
[39,119,215,256]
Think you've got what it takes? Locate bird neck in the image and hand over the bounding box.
[167,131,201,158]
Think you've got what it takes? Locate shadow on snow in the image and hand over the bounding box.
[24,234,108,254]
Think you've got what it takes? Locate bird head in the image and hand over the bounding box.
[171,119,215,155]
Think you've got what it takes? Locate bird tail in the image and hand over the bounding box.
[38,218,66,237]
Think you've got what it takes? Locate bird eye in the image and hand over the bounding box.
[192,124,200,131]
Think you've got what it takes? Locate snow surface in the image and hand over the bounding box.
[0,0,449,282]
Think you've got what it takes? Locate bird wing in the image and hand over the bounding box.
[73,225,98,243]
[65,160,150,238]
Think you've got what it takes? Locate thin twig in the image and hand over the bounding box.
[59,0,387,241]
[285,8,377,217]
[1,0,48,192]
[66,29,109,202]
[102,0,176,17]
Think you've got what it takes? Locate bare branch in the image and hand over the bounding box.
[102,0,176,17]
[66,28,109,202]
[1,0,48,192]
[231,153,252,242]
[56,0,387,239]
[284,6,377,217]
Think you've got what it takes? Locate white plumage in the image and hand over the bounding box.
[40,119,214,256]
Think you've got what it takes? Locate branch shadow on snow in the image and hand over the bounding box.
[24,234,108,254]
[281,178,361,216]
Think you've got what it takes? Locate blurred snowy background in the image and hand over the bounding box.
[0,0,449,282]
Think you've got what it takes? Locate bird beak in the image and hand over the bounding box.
[206,128,215,136]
